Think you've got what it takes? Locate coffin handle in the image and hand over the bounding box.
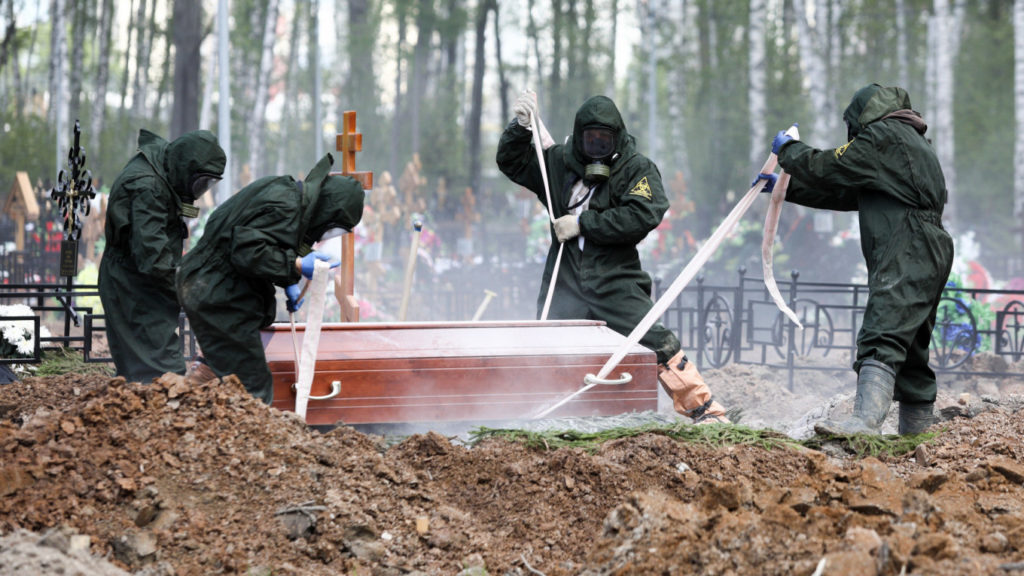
[291,380,342,400]
[583,373,632,386]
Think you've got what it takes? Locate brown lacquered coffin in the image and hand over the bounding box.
[261,320,658,426]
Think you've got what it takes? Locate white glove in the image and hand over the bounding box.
[553,214,580,243]
[513,89,539,128]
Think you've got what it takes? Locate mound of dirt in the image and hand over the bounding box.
[1,367,1023,575]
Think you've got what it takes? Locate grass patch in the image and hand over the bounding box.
[470,422,804,453]
[470,422,941,459]
[31,347,115,378]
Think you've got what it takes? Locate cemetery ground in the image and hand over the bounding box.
[1,354,1023,575]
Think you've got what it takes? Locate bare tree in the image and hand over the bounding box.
[119,0,135,115]
[171,0,204,139]
[248,0,280,179]
[410,0,436,155]
[130,0,153,119]
[68,0,87,121]
[930,0,957,227]
[90,0,115,152]
[468,0,493,196]
[275,0,306,175]
[749,0,766,169]
[491,0,508,122]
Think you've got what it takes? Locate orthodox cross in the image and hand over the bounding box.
[49,119,96,329]
[331,111,373,322]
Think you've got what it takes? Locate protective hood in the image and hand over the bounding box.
[843,84,914,139]
[163,130,227,202]
[301,153,365,245]
[564,95,636,176]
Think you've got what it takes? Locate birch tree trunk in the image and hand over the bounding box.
[90,0,114,152]
[47,0,65,126]
[793,0,830,146]
[68,0,86,121]
[48,0,68,173]
[119,0,134,114]
[390,1,407,179]
[896,0,908,88]
[491,1,508,123]
[275,0,305,175]
[932,0,957,227]
[748,0,766,169]
[131,0,152,119]
[1014,0,1024,255]
[667,0,693,183]
[248,0,280,180]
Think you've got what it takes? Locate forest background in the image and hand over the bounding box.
[2,0,1024,292]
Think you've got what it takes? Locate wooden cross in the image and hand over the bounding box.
[330,110,373,322]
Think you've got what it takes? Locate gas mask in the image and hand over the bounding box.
[187,173,222,202]
[582,126,616,183]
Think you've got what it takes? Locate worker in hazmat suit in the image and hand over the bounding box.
[176,153,364,403]
[757,83,954,435]
[99,129,226,383]
[496,91,729,424]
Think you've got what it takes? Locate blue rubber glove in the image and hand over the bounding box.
[752,173,778,194]
[300,251,339,279]
[285,284,304,313]
[772,129,795,155]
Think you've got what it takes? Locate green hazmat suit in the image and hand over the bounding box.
[99,129,226,382]
[496,95,680,364]
[777,84,954,404]
[175,154,365,403]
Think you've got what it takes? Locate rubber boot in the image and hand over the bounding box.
[184,356,217,386]
[814,359,895,436]
[898,402,935,435]
[658,351,729,424]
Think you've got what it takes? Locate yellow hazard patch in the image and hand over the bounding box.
[834,140,853,159]
[629,176,653,200]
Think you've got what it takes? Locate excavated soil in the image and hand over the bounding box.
[2,359,1024,575]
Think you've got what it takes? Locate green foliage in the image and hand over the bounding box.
[472,421,940,460]
[31,347,114,378]
[954,2,1015,255]
[0,116,56,187]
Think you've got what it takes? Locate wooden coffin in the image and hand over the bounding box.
[261,320,658,426]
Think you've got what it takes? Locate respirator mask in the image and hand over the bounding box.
[582,126,616,183]
[180,173,222,218]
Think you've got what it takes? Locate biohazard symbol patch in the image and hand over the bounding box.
[629,176,653,200]
[834,140,853,159]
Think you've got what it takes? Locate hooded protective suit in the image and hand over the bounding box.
[496,95,728,423]
[176,153,364,403]
[99,129,226,382]
[496,95,678,361]
[776,84,954,405]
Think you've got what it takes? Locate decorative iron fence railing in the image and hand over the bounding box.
[3,268,1023,388]
[654,268,1024,389]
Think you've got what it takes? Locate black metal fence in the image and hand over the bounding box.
[655,268,1024,388]
[3,268,1023,388]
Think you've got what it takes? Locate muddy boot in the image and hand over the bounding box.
[898,401,935,435]
[814,359,895,436]
[184,357,217,386]
[658,351,730,424]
